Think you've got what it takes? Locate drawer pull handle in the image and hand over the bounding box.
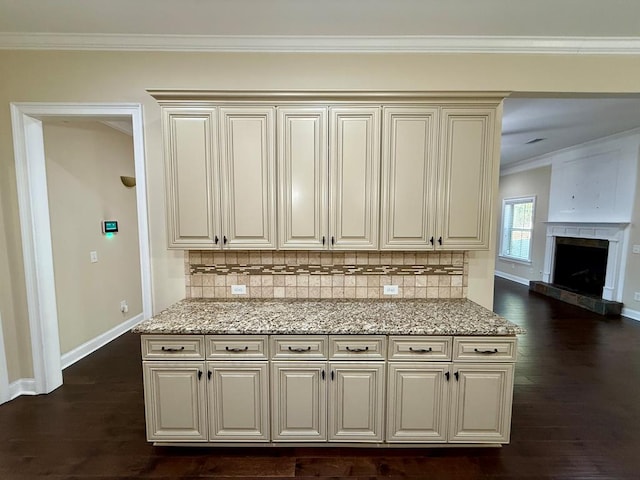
[346,346,369,353]
[161,346,185,352]
[225,346,249,352]
[288,346,312,352]
[474,348,499,354]
[409,347,433,353]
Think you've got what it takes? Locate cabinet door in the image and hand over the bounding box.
[277,107,329,249]
[143,361,207,442]
[449,363,514,443]
[219,107,277,249]
[207,362,269,441]
[271,362,327,441]
[380,107,439,250]
[329,107,381,250]
[387,363,450,442]
[163,108,219,249]
[437,107,498,250]
[329,362,385,442]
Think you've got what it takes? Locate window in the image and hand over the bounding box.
[500,196,535,262]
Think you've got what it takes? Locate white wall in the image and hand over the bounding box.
[495,166,551,285]
[43,121,142,355]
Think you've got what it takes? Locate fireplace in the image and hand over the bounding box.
[553,237,609,297]
[529,222,628,316]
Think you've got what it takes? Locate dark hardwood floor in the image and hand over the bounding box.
[2,277,640,479]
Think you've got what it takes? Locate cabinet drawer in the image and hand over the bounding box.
[271,335,328,359]
[329,335,387,360]
[206,335,269,360]
[388,336,452,361]
[141,335,205,360]
[453,337,517,362]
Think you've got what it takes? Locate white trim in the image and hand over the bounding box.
[61,313,144,369]
[9,378,37,400]
[1,33,640,54]
[622,307,640,322]
[0,312,9,404]
[9,102,153,395]
[494,271,531,287]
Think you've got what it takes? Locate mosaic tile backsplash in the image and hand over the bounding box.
[186,251,468,299]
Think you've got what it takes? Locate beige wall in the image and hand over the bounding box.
[495,166,552,283]
[43,121,142,355]
[2,51,640,382]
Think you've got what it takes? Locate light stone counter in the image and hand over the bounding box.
[132,298,525,336]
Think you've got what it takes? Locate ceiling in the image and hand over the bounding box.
[1,0,640,37]
[3,0,640,168]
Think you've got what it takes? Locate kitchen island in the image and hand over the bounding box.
[133,298,524,447]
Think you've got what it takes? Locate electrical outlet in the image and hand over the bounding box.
[383,285,399,295]
[120,300,128,313]
[633,245,640,254]
[231,284,247,295]
[90,251,98,263]
[634,292,640,302]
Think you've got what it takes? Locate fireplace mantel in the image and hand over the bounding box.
[542,222,630,302]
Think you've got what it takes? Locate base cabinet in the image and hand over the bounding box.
[448,363,514,443]
[143,361,208,442]
[141,334,516,446]
[207,362,269,442]
[386,363,450,442]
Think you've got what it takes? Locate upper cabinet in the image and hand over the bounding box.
[437,108,497,250]
[154,92,503,252]
[163,108,218,249]
[278,106,380,250]
[219,107,277,249]
[381,105,499,250]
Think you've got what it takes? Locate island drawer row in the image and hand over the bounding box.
[142,334,517,362]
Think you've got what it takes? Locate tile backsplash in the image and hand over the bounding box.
[186,251,467,299]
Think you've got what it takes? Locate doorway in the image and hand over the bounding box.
[8,103,152,396]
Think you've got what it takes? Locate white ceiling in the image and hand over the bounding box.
[2,0,640,37]
[3,0,640,168]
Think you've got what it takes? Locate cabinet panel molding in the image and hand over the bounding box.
[219,107,277,249]
[277,107,328,249]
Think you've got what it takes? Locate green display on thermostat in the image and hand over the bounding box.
[102,221,118,234]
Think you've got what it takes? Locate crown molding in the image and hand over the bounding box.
[1,33,640,54]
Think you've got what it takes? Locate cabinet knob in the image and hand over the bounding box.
[438,236,442,245]
[409,347,433,353]
[474,348,499,354]
[288,346,312,353]
[214,235,219,244]
[225,346,249,352]
[161,346,185,352]
[345,346,369,353]
[322,236,326,245]
[429,236,434,245]
[223,236,228,245]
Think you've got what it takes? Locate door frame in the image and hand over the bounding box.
[9,103,153,394]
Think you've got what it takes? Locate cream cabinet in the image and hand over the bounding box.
[448,364,514,443]
[386,363,450,442]
[140,332,516,446]
[271,362,327,441]
[207,361,269,441]
[436,107,497,250]
[380,105,499,250]
[380,107,439,250]
[219,107,277,249]
[142,361,208,442]
[329,362,385,442]
[161,106,276,249]
[277,107,380,250]
[163,109,218,249]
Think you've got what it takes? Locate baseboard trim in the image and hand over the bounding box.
[9,378,37,400]
[61,313,144,370]
[622,307,640,322]
[494,271,531,286]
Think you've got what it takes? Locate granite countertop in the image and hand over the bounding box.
[132,298,525,336]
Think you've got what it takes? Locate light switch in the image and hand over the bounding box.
[231,285,247,295]
[632,245,640,254]
[90,251,98,263]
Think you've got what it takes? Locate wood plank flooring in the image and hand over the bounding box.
[1,277,640,479]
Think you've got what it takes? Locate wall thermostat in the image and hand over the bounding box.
[102,220,119,234]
